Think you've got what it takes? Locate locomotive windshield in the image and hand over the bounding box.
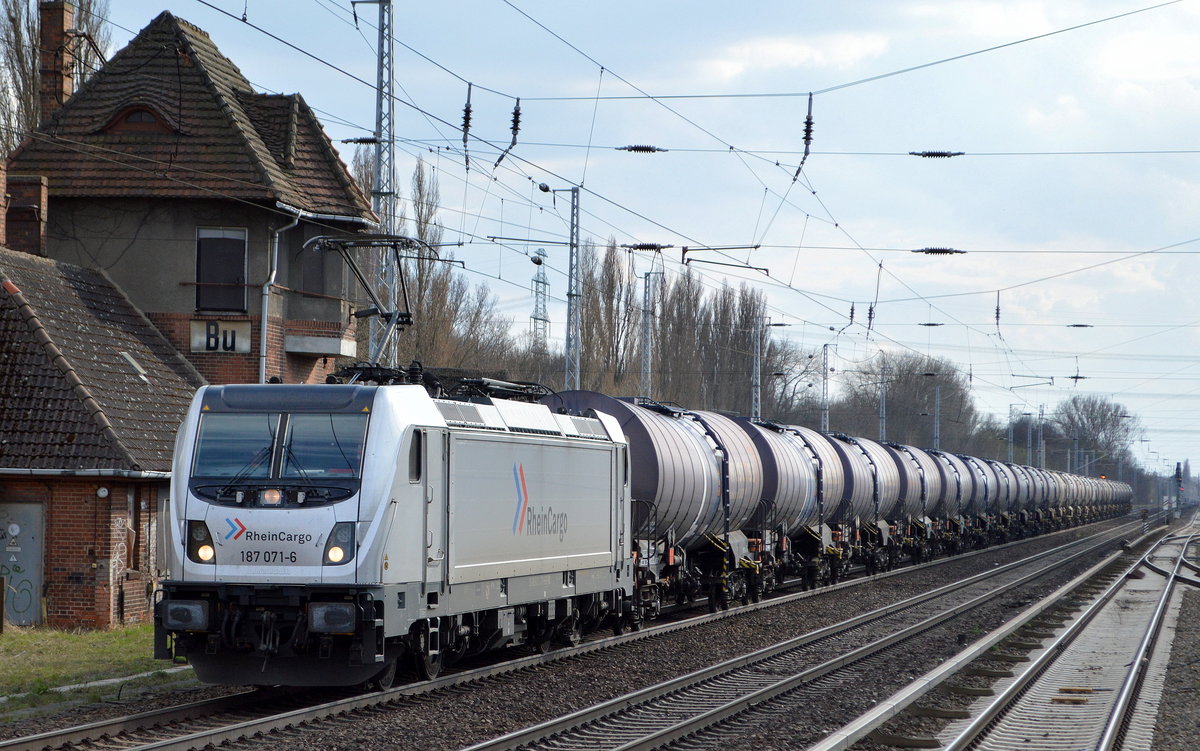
[192,412,368,479]
[192,413,279,477]
[281,414,368,478]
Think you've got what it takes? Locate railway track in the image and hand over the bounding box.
[0,519,1142,751]
[459,519,1149,751]
[809,519,1198,751]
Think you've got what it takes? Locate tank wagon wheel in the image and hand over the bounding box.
[730,574,750,607]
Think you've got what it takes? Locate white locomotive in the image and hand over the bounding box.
[155,383,633,687]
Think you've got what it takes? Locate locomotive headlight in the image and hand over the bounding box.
[186,521,216,565]
[308,602,356,633]
[323,522,355,565]
[163,599,210,631]
[259,488,284,506]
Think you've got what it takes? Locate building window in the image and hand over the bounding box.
[196,228,248,311]
[103,106,173,134]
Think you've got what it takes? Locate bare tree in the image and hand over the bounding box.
[391,157,515,371]
[1050,394,1141,476]
[827,352,982,452]
[1,0,110,154]
[350,144,374,199]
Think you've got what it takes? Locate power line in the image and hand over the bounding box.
[516,1,1185,101]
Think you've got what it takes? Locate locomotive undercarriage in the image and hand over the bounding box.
[155,582,390,687]
[403,590,630,682]
[157,582,631,687]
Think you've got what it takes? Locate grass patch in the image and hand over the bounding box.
[0,623,164,696]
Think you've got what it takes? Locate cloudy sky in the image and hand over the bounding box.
[106,1,1200,473]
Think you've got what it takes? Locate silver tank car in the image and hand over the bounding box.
[730,419,819,534]
[541,392,766,550]
[883,443,948,519]
[930,451,975,516]
[832,435,903,521]
[818,433,875,524]
[984,459,1016,514]
[783,425,848,526]
[958,455,996,515]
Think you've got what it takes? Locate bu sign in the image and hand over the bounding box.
[190,320,252,353]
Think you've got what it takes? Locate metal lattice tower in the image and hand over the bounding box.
[752,317,764,420]
[366,0,398,366]
[563,187,581,391]
[530,249,549,353]
[640,270,662,395]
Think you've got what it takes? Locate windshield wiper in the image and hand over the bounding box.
[218,446,272,499]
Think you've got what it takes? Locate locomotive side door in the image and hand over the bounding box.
[422,428,449,602]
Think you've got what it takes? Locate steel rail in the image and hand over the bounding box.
[1095,531,1196,751]
[939,528,1194,751]
[0,518,1139,751]
[806,519,1171,751]
[461,522,1136,751]
[0,690,261,751]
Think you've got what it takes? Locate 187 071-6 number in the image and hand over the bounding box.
[240,550,298,564]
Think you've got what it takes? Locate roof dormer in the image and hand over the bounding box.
[103,105,174,134]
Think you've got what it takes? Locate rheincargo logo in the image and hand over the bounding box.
[511,463,530,534]
[225,517,247,540]
[511,463,568,541]
[223,517,312,545]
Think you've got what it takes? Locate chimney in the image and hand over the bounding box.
[38,1,75,125]
[5,176,49,256]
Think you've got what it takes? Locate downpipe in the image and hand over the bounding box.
[259,212,301,383]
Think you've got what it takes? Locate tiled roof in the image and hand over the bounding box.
[8,12,373,222]
[0,247,206,472]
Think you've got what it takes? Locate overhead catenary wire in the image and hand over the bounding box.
[37,1,1200,455]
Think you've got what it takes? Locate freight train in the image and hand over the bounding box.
[154,376,1132,688]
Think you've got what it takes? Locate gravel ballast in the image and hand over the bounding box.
[0,520,1140,750]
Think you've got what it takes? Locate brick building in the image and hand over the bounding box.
[8,3,376,386]
[1,4,378,627]
[0,246,205,627]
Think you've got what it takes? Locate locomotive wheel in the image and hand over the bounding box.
[413,625,442,680]
[557,615,583,647]
[530,617,554,654]
[369,657,398,690]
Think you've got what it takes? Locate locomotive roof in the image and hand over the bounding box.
[195,384,618,443]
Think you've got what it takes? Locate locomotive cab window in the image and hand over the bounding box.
[190,411,368,506]
[192,413,280,477]
[281,414,368,478]
[408,430,423,483]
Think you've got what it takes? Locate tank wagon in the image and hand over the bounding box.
[156,382,1131,687]
[542,391,1132,615]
